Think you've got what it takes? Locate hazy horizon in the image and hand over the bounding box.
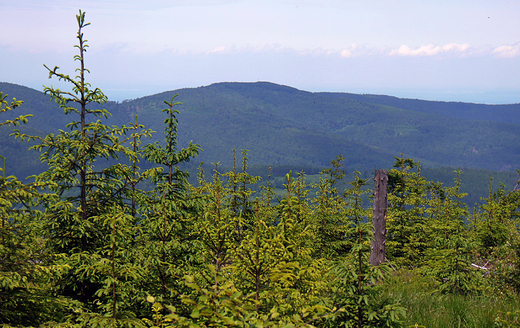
[2,0,520,104]
[4,79,520,106]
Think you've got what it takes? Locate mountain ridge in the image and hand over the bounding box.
[1,81,520,179]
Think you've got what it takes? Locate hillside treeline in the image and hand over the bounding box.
[2,11,520,328]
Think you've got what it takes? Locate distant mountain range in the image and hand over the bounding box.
[2,81,520,181]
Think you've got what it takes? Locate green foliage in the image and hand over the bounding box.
[471,177,520,294]
[143,94,201,185]
[309,156,352,259]
[424,171,481,295]
[330,224,404,328]
[0,92,31,128]
[0,171,66,326]
[386,156,431,268]
[328,173,406,328]
[12,10,154,323]
[0,97,69,326]
[494,309,520,327]
[2,9,520,328]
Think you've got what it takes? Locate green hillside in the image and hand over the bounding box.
[108,81,520,171]
[2,81,520,180]
[333,92,520,124]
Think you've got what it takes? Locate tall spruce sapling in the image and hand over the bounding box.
[311,156,350,259]
[198,163,235,286]
[143,95,200,190]
[425,171,480,294]
[262,171,329,319]
[231,199,288,312]
[137,95,202,307]
[321,154,346,203]
[288,170,312,231]
[178,164,249,324]
[192,158,260,301]
[13,11,154,322]
[386,156,431,267]
[22,9,152,237]
[223,147,261,243]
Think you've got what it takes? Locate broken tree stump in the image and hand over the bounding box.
[370,169,388,266]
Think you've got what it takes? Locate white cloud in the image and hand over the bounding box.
[158,42,475,59]
[210,46,226,53]
[340,49,352,58]
[493,43,520,58]
[390,43,470,56]
[201,44,359,57]
[442,43,470,52]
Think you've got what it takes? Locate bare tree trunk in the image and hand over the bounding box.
[370,169,388,266]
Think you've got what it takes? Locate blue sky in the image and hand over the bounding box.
[1,0,520,103]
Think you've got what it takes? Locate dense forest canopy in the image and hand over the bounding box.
[1,10,520,328]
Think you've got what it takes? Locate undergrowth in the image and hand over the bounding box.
[381,270,520,328]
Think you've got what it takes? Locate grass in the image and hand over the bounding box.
[381,270,520,328]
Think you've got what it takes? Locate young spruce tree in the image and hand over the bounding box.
[16,10,153,325]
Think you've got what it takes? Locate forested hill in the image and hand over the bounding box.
[329,92,520,125]
[2,81,520,179]
[110,81,520,170]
